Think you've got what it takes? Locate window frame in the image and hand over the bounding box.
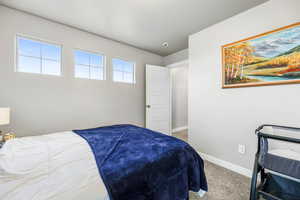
[73,48,106,81]
[112,57,136,84]
[15,34,63,76]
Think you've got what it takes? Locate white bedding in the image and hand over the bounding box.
[0,131,109,200]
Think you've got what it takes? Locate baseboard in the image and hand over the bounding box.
[198,152,252,178]
[172,126,188,133]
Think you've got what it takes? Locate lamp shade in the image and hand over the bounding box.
[0,108,10,125]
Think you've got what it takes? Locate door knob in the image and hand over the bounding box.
[146,105,151,108]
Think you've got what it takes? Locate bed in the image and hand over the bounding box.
[0,124,207,200]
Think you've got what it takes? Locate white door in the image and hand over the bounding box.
[146,65,171,135]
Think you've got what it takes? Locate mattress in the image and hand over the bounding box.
[0,131,109,200]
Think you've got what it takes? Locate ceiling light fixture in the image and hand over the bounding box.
[162,42,169,48]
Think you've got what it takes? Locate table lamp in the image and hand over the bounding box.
[0,107,10,126]
[0,108,10,141]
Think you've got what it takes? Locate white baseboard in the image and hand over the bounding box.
[198,152,252,178]
[172,126,188,133]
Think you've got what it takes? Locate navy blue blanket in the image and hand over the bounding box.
[73,125,207,200]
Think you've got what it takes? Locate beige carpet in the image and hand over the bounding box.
[173,130,251,200]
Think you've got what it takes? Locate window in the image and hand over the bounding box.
[74,50,105,80]
[17,36,61,75]
[112,58,135,83]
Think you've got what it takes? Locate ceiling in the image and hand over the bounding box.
[0,0,268,56]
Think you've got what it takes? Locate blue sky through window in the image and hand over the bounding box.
[74,50,104,80]
[17,36,61,75]
[42,43,61,60]
[112,58,135,83]
[16,36,137,83]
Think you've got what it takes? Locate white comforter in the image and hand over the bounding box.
[0,131,109,200]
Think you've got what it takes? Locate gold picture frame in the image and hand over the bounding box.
[222,22,300,88]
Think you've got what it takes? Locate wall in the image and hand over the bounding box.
[0,6,163,137]
[164,49,188,66]
[189,0,300,170]
[171,64,188,131]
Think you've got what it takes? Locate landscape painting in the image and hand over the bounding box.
[222,23,300,88]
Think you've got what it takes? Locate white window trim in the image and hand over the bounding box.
[15,34,63,77]
[73,48,106,81]
[112,57,136,84]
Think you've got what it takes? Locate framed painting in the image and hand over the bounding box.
[222,22,300,88]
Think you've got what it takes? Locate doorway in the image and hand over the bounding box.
[169,61,189,142]
[145,62,188,142]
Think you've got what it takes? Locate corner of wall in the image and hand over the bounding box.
[163,48,189,66]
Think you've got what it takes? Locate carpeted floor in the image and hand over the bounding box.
[173,130,251,200]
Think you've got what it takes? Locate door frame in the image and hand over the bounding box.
[166,59,189,134]
[145,64,172,135]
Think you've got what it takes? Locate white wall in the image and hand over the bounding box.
[171,64,188,131]
[164,49,188,66]
[0,6,163,137]
[189,0,300,170]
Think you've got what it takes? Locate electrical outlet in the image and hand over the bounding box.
[238,144,246,154]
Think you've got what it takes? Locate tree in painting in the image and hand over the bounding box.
[224,43,255,84]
